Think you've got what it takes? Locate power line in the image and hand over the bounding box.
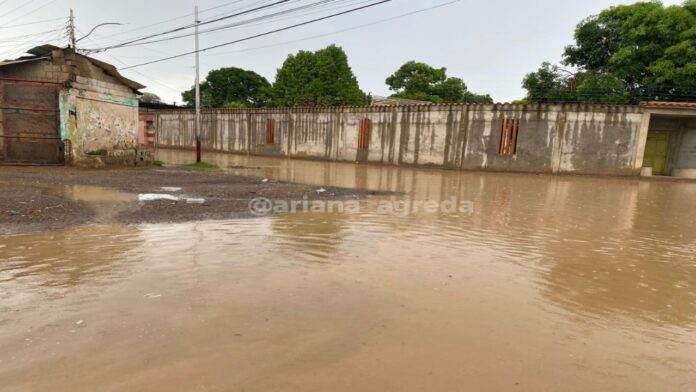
[203,0,460,57]
[0,0,39,20]
[0,16,66,30]
[77,29,183,97]
[3,0,59,26]
[119,0,392,70]
[105,0,255,40]
[0,27,66,43]
[84,0,293,53]
[106,0,354,49]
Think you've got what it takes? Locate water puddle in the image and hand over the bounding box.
[1,149,696,391]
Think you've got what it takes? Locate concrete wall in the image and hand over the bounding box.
[153,104,646,176]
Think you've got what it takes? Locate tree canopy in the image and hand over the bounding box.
[386,61,492,104]
[140,92,162,104]
[273,45,368,106]
[523,1,696,103]
[182,67,272,108]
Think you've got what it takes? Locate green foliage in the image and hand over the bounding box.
[273,45,368,106]
[140,92,162,104]
[525,0,696,103]
[576,72,630,104]
[182,67,272,108]
[511,99,530,105]
[522,62,579,103]
[386,61,492,103]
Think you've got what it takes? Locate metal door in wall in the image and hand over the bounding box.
[643,130,671,175]
[0,77,63,164]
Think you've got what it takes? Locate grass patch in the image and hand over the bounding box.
[184,161,219,170]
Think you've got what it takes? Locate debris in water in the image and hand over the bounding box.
[144,293,162,299]
[138,194,206,204]
[261,178,269,183]
[139,194,179,202]
[75,320,84,326]
[316,188,327,194]
[160,187,182,192]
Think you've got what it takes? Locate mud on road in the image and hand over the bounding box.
[0,165,389,234]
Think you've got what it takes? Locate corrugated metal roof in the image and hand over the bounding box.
[640,101,696,108]
[0,57,49,67]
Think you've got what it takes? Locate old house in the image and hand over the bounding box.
[0,45,147,166]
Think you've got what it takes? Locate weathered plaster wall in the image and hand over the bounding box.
[153,104,646,176]
[74,90,138,152]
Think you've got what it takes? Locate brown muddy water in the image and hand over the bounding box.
[1,149,696,391]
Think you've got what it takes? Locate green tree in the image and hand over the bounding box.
[140,92,162,104]
[522,62,579,103]
[525,0,696,103]
[576,72,630,104]
[386,61,492,103]
[182,67,272,108]
[273,45,368,106]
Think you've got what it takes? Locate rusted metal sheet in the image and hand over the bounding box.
[358,118,371,150]
[0,77,63,164]
[499,118,519,156]
[265,118,275,145]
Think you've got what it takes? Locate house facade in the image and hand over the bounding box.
[0,45,147,166]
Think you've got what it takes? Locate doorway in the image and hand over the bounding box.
[643,130,671,175]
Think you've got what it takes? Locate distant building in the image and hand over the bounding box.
[0,45,148,166]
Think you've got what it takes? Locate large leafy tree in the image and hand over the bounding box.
[523,0,696,103]
[386,61,492,103]
[182,67,272,108]
[140,92,162,104]
[273,45,368,106]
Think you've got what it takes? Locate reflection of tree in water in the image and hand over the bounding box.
[270,211,349,264]
[0,224,141,289]
[538,183,696,327]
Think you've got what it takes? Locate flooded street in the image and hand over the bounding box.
[2,149,696,391]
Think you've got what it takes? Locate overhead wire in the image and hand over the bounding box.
[77,29,183,95]
[2,0,59,26]
[0,16,66,30]
[105,0,259,40]
[0,0,39,20]
[83,0,294,53]
[102,0,353,49]
[202,0,460,57]
[119,0,393,69]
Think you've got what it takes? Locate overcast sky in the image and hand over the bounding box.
[0,0,684,104]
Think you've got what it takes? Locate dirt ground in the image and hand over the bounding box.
[0,164,390,234]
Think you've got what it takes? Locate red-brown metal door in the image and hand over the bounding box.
[0,77,63,164]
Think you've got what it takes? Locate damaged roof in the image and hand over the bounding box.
[0,45,145,92]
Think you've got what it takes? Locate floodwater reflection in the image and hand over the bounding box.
[0,149,694,391]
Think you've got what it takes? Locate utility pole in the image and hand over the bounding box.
[194,5,201,163]
[69,9,77,49]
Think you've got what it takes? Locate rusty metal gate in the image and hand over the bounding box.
[0,77,64,164]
